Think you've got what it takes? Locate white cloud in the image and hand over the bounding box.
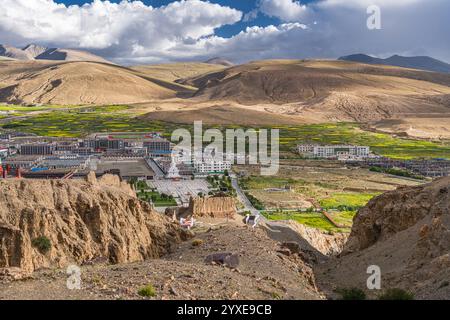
[0,0,242,54]
[258,0,309,22]
[0,0,449,65]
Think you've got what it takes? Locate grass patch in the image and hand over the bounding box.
[263,212,346,233]
[320,193,378,211]
[378,288,414,300]
[336,288,367,300]
[31,236,52,254]
[138,284,157,298]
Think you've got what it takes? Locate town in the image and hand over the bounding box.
[0,130,235,208]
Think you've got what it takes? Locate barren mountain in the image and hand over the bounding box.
[179,59,450,123]
[340,54,450,74]
[22,44,48,58]
[0,173,190,278]
[0,44,111,63]
[316,177,450,299]
[0,60,176,105]
[0,45,33,60]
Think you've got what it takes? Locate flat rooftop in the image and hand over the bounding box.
[88,132,163,141]
[95,158,155,178]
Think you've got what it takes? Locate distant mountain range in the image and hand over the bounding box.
[0,44,111,64]
[339,54,450,73]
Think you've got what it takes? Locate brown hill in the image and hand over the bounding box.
[131,62,225,83]
[0,173,189,277]
[316,177,450,299]
[0,61,177,105]
[181,60,450,123]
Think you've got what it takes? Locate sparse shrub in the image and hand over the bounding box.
[192,239,204,247]
[336,288,366,300]
[31,236,52,254]
[378,288,414,300]
[138,284,157,298]
[271,292,282,300]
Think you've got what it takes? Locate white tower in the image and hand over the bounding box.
[166,155,181,180]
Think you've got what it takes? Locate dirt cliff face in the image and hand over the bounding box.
[0,174,189,276]
[186,196,237,218]
[317,177,450,299]
[345,177,450,252]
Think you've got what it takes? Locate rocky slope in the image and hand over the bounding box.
[0,223,323,300]
[0,173,189,277]
[316,177,450,299]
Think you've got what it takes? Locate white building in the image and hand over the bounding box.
[194,159,232,174]
[298,144,370,160]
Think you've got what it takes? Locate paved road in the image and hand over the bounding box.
[230,175,267,223]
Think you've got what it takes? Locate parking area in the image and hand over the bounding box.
[148,179,211,204]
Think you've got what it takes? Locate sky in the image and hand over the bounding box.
[0,0,449,65]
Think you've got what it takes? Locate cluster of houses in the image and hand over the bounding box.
[0,131,234,181]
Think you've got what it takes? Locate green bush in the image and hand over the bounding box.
[378,288,414,300]
[32,236,52,254]
[138,284,157,298]
[336,288,366,300]
[192,239,204,247]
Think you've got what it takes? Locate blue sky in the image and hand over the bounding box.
[1,0,449,64]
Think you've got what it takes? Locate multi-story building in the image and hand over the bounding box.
[20,143,56,155]
[2,155,44,168]
[194,159,232,174]
[38,156,91,170]
[82,139,125,151]
[298,144,371,160]
[144,138,172,157]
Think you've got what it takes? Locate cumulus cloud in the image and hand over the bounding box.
[0,0,242,61]
[0,0,449,64]
[258,0,309,22]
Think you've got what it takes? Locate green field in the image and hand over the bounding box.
[263,212,349,233]
[1,105,186,138]
[319,192,379,211]
[0,104,70,112]
[2,107,450,159]
[275,123,450,160]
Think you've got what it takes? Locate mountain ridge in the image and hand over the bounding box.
[0,43,111,64]
[339,53,450,73]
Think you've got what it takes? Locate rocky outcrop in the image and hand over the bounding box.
[282,221,348,256]
[345,177,450,252]
[317,177,450,299]
[0,174,190,276]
